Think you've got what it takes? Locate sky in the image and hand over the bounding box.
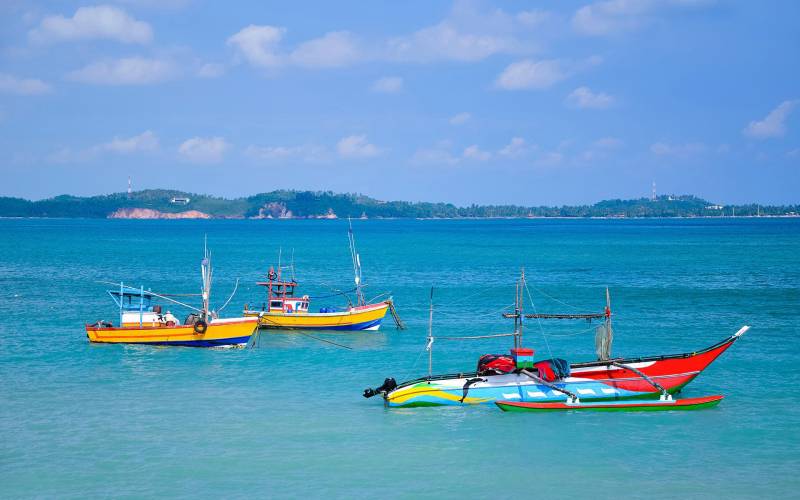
[1,0,798,205]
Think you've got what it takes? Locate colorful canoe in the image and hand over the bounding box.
[86,317,259,347]
[375,326,748,408]
[496,394,724,412]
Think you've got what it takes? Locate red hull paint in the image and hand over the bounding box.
[568,333,739,392]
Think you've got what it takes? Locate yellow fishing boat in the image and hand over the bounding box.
[243,222,403,331]
[86,243,258,347]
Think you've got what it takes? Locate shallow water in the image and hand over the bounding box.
[1,218,798,498]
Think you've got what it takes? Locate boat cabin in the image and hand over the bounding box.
[256,267,311,314]
[109,288,181,327]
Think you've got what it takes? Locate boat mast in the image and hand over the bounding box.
[200,237,212,321]
[517,269,525,348]
[427,287,434,379]
[347,218,365,306]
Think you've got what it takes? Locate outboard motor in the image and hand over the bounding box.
[363,377,397,398]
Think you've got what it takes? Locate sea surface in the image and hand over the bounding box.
[0,218,798,498]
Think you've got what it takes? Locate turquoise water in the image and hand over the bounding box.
[1,218,798,498]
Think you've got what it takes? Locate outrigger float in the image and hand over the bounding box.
[243,222,404,332]
[364,272,748,410]
[85,243,258,347]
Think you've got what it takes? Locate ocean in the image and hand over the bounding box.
[0,218,798,498]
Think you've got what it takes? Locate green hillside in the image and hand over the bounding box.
[0,189,796,218]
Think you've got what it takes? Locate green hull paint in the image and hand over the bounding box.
[496,398,722,412]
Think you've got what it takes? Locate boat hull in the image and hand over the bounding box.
[245,302,389,331]
[85,317,259,347]
[383,328,746,408]
[496,394,724,412]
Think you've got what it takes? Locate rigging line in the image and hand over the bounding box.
[430,287,495,309]
[541,323,599,337]
[434,333,517,340]
[433,303,515,318]
[298,332,353,350]
[401,343,429,382]
[523,280,554,360]
[527,283,582,311]
[217,278,239,313]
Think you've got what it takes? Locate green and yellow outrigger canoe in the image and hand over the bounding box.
[495,394,724,412]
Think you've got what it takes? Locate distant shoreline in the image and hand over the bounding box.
[1,189,797,219]
[2,214,798,221]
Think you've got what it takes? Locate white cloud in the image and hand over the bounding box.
[517,10,551,27]
[0,73,51,95]
[566,86,614,109]
[227,2,549,73]
[29,5,153,44]
[197,63,225,78]
[650,141,706,157]
[387,22,518,63]
[244,144,327,163]
[572,0,715,36]
[178,137,229,163]
[411,142,460,166]
[462,144,491,161]
[102,130,159,153]
[495,59,567,90]
[227,25,285,68]
[535,151,563,167]
[67,57,177,85]
[371,76,403,94]
[743,100,799,139]
[593,137,623,148]
[47,130,159,163]
[449,112,471,125]
[498,137,532,158]
[337,135,381,158]
[290,31,361,68]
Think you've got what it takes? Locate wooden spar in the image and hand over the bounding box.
[504,313,606,320]
[387,299,406,330]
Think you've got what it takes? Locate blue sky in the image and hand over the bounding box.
[1,0,798,205]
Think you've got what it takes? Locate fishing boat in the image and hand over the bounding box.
[363,272,748,408]
[85,243,258,347]
[243,222,404,331]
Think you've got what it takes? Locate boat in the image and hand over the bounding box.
[243,222,404,331]
[496,394,724,412]
[85,242,258,347]
[363,272,748,408]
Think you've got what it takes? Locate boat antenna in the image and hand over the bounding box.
[200,236,212,321]
[427,287,434,380]
[347,218,365,306]
[277,247,282,282]
[290,248,296,282]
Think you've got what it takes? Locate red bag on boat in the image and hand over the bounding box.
[535,361,557,381]
[477,354,516,374]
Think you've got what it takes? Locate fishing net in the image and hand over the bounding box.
[595,324,613,361]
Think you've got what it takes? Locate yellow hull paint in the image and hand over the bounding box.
[246,302,389,330]
[387,384,493,405]
[85,318,258,345]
